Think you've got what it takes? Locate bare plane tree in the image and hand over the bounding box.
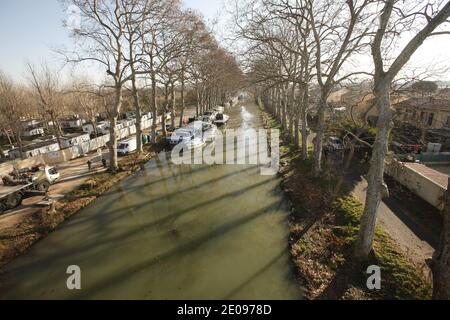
[27,63,65,150]
[62,0,141,171]
[354,1,450,282]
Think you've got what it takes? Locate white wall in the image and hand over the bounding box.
[385,159,447,211]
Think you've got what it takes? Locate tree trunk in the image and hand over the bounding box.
[108,116,118,171]
[431,176,450,299]
[199,90,203,115]
[108,86,122,172]
[91,117,98,138]
[196,88,200,117]
[179,72,185,127]
[282,86,288,130]
[131,70,143,153]
[15,131,24,159]
[313,94,327,176]
[50,113,63,150]
[207,89,211,110]
[4,129,13,145]
[275,85,280,120]
[171,82,176,129]
[301,88,309,160]
[162,83,168,137]
[331,141,356,202]
[151,71,157,143]
[354,80,392,260]
[420,125,426,145]
[289,83,296,139]
[294,110,300,147]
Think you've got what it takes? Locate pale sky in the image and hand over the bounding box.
[0,0,449,84]
[0,0,225,83]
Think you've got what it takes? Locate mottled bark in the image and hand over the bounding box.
[196,88,200,117]
[162,83,168,137]
[4,129,13,145]
[108,85,122,171]
[275,85,281,120]
[15,131,24,159]
[355,0,450,260]
[179,72,185,127]
[131,69,143,153]
[50,112,63,150]
[313,94,327,176]
[151,71,157,143]
[282,84,288,130]
[332,137,357,202]
[289,83,296,140]
[354,81,392,259]
[171,82,176,129]
[301,90,309,160]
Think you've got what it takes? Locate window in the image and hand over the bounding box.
[428,113,434,126]
[420,111,426,123]
[446,116,450,127]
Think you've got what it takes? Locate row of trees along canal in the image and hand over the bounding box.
[0,0,243,165]
[235,0,450,299]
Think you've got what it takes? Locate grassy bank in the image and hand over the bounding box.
[259,107,431,300]
[0,142,165,270]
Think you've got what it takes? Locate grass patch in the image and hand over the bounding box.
[332,196,431,299]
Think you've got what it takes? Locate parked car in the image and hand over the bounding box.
[117,137,137,156]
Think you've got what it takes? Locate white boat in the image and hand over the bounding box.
[202,122,217,141]
[167,124,206,148]
[213,113,230,125]
[167,128,196,146]
[203,110,217,121]
[187,136,206,149]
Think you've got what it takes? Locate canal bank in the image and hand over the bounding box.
[0,102,303,299]
[258,103,431,300]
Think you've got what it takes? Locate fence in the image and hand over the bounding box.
[0,117,159,176]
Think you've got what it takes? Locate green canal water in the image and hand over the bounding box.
[0,102,303,299]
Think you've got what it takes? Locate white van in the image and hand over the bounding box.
[117,137,137,156]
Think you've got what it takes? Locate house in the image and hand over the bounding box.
[59,133,91,149]
[21,119,41,129]
[23,127,45,137]
[82,122,109,136]
[8,139,60,159]
[61,115,86,129]
[20,119,46,137]
[394,97,450,130]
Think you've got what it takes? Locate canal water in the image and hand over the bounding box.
[0,102,302,299]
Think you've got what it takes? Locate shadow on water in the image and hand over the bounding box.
[7,177,278,274]
[61,165,260,231]
[0,102,303,300]
[74,201,284,299]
